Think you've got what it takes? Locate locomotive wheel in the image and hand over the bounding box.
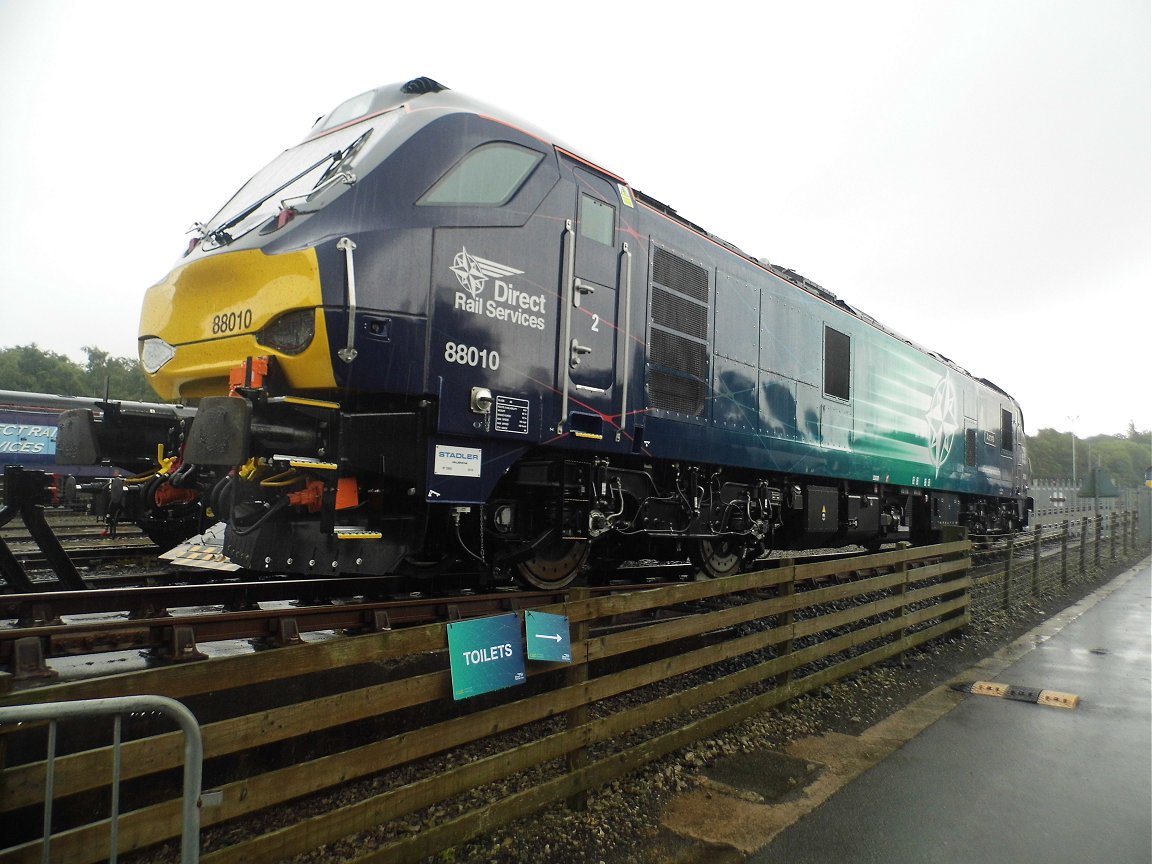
[516,538,590,589]
[691,536,745,579]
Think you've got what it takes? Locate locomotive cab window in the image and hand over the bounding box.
[1001,408,1014,452]
[579,193,615,246]
[823,325,851,401]
[418,142,544,207]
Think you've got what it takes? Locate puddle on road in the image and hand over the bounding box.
[703,749,825,803]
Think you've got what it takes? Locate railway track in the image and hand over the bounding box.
[0,549,874,685]
[8,497,1034,689]
[0,510,158,573]
[0,573,692,684]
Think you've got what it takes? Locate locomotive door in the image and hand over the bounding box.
[556,155,634,438]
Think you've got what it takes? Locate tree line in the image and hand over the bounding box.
[1027,424,1150,491]
[1,343,1148,488]
[0,343,155,402]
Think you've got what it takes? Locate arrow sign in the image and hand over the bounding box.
[525,610,572,663]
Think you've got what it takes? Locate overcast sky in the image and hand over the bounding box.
[1,0,1148,439]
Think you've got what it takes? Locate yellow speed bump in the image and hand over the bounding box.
[952,681,1080,709]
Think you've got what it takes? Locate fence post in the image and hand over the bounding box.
[894,556,910,664]
[1002,534,1014,610]
[1031,525,1041,597]
[1079,517,1088,576]
[1110,513,1117,560]
[564,586,590,811]
[1094,515,1102,569]
[775,559,796,687]
[1060,519,1069,589]
[940,525,970,633]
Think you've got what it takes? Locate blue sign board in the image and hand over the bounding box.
[0,422,57,458]
[446,613,526,700]
[525,610,572,663]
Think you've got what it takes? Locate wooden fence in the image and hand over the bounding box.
[2,539,975,863]
[969,511,1139,614]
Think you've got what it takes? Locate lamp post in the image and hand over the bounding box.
[1068,415,1079,488]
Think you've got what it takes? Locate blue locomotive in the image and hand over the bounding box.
[58,77,1032,587]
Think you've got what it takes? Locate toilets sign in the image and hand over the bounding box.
[446,613,526,700]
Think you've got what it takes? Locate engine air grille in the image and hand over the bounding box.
[648,371,706,416]
[653,247,709,302]
[650,329,708,379]
[652,286,708,340]
[647,246,711,416]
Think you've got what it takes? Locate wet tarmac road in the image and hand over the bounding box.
[745,560,1152,864]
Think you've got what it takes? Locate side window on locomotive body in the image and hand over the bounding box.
[579,192,615,246]
[1000,408,1014,452]
[417,141,544,207]
[823,325,851,401]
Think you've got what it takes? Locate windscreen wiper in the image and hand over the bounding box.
[208,149,342,246]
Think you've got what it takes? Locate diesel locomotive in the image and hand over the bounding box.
[58,77,1032,588]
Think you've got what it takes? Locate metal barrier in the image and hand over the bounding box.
[0,695,203,864]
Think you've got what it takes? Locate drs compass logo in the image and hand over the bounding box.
[449,247,547,331]
[451,246,523,297]
[927,376,958,476]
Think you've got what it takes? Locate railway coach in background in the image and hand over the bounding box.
[1,396,103,506]
[57,77,1032,588]
[2,391,195,543]
[1,402,64,462]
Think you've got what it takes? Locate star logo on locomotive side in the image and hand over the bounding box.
[449,247,547,331]
[926,376,958,476]
[451,247,523,298]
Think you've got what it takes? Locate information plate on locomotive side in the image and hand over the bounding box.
[494,395,530,434]
[433,444,482,477]
[525,610,572,663]
[447,613,526,700]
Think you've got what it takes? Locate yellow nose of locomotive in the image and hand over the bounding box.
[138,247,337,400]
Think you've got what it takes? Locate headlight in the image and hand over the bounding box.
[140,337,176,373]
[258,309,315,355]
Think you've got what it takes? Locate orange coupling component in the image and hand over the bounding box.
[288,480,326,513]
[336,476,359,510]
[154,483,199,507]
[287,477,360,512]
[229,356,271,393]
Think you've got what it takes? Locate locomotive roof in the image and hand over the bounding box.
[318,78,1017,405]
[634,173,1004,398]
[307,76,572,155]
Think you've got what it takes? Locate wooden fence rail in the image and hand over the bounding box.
[0,537,988,864]
[969,512,1138,614]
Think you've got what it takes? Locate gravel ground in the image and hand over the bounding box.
[421,556,1142,864]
